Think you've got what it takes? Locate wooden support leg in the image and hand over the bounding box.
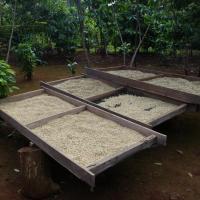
[18,147,60,199]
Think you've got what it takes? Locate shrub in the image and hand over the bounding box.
[15,43,37,80]
[0,60,18,98]
[67,59,77,75]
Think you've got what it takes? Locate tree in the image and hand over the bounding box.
[75,0,90,67]
[6,0,17,62]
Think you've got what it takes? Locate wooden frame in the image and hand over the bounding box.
[86,68,200,106]
[89,87,187,128]
[0,92,166,187]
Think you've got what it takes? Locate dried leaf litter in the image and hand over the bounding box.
[32,111,145,167]
[145,77,200,96]
[0,94,75,124]
[107,70,156,80]
[54,78,114,98]
[98,95,178,124]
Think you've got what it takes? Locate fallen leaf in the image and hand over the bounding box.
[154,162,162,166]
[14,168,20,173]
[188,172,193,178]
[176,149,183,155]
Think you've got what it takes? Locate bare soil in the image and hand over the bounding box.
[0,53,200,200]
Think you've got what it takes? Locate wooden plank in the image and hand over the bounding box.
[0,110,95,187]
[86,104,167,146]
[26,106,86,129]
[0,89,44,104]
[150,104,187,127]
[86,68,200,105]
[88,135,156,175]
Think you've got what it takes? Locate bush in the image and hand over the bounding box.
[15,43,37,80]
[0,60,18,98]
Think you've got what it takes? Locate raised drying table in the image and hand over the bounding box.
[0,88,166,188]
[86,67,200,109]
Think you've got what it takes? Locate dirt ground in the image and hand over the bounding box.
[0,54,200,200]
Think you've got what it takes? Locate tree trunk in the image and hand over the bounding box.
[6,0,17,63]
[130,25,150,68]
[111,5,126,65]
[18,147,60,199]
[75,0,90,67]
[183,44,190,75]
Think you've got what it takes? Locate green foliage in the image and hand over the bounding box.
[0,60,18,98]
[67,59,78,75]
[0,0,200,60]
[15,43,37,80]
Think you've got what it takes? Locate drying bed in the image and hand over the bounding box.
[145,77,200,96]
[97,93,185,127]
[86,67,200,106]
[0,88,82,125]
[32,111,145,167]
[0,90,166,187]
[45,75,121,101]
[107,69,158,80]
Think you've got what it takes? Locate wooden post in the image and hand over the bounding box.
[18,147,60,199]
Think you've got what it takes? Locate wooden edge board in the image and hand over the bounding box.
[0,110,95,187]
[88,135,157,175]
[47,75,86,85]
[86,68,200,105]
[40,82,151,129]
[149,104,187,127]
[86,104,167,146]
[0,89,44,104]
[26,106,86,129]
